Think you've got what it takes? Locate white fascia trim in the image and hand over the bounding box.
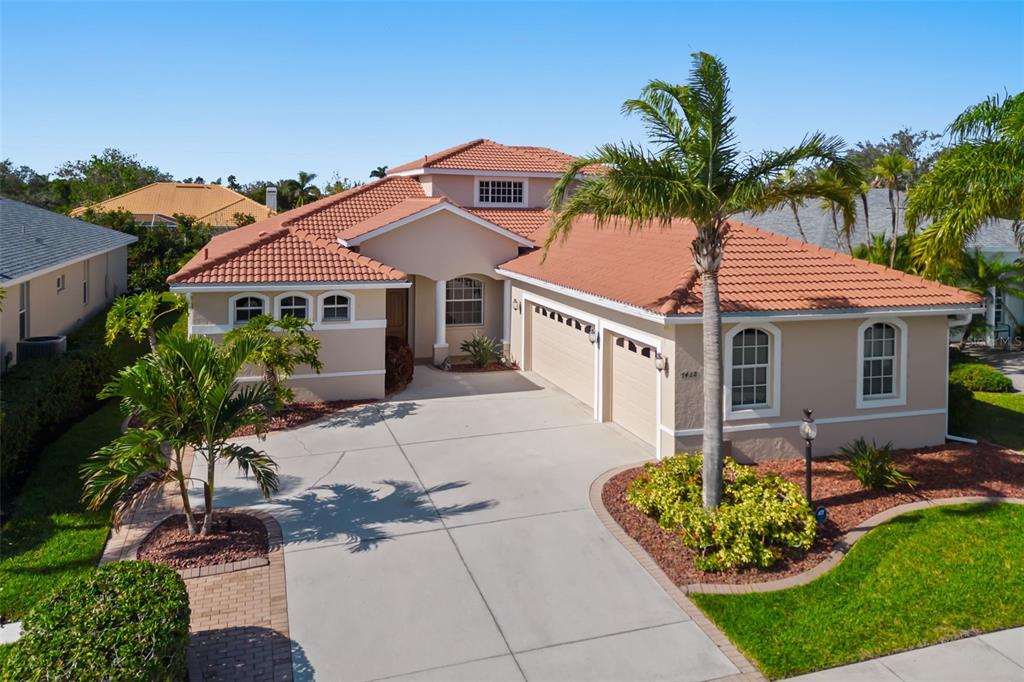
[193,319,387,334]
[662,407,947,438]
[342,203,535,248]
[497,269,667,325]
[723,321,782,420]
[667,305,986,324]
[171,281,412,293]
[855,317,909,409]
[235,369,385,383]
[1,242,137,289]
[388,168,583,179]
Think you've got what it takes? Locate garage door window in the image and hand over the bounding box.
[447,277,483,325]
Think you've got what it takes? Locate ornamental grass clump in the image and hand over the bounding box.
[626,453,816,571]
[839,437,917,490]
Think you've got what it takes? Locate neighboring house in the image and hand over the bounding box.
[169,139,982,462]
[741,188,1024,346]
[0,198,136,370]
[70,182,274,229]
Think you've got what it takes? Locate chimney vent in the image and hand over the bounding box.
[266,186,278,212]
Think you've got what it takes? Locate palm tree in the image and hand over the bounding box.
[956,248,1024,333]
[292,171,321,207]
[82,331,280,535]
[105,291,187,352]
[872,153,914,268]
[776,167,809,242]
[815,167,857,253]
[370,166,388,179]
[907,92,1024,274]
[857,176,873,242]
[224,314,323,403]
[548,53,857,508]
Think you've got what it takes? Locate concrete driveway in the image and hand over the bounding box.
[204,367,738,682]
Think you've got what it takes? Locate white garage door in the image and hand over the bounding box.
[608,334,657,444]
[528,303,594,407]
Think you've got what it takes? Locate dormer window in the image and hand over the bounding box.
[477,179,525,206]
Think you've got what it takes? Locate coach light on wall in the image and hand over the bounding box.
[588,329,599,345]
[654,352,667,372]
[512,298,520,312]
[798,408,817,505]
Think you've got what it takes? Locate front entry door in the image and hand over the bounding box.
[386,289,409,340]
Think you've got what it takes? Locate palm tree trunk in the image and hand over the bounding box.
[888,186,898,269]
[860,192,871,242]
[700,269,724,509]
[173,447,198,534]
[147,326,158,353]
[789,202,808,242]
[200,445,215,535]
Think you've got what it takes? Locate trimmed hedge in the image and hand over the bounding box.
[0,304,148,498]
[948,381,976,433]
[0,561,191,681]
[949,362,1014,392]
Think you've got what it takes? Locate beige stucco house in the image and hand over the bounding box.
[169,139,983,462]
[1,198,136,370]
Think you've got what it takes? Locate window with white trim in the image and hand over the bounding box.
[862,322,897,398]
[446,277,483,325]
[18,283,29,340]
[478,180,524,205]
[279,295,309,320]
[234,296,264,323]
[322,294,351,322]
[56,274,65,292]
[731,328,770,407]
[82,260,90,305]
[993,289,1005,326]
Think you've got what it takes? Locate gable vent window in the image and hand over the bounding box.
[478,180,524,205]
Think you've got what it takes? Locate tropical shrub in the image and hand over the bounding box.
[460,333,502,368]
[0,561,190,681]
[947,381,976,433]
[949,363,1013,392]
[626,454,816,571]
[0,305,149,497]
[838,437,917,490]
[385,335,414,390]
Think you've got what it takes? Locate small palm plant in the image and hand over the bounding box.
[224,314,323,403]
[460,333,502,368]
[105,291,187,352]
[82,331,280,535]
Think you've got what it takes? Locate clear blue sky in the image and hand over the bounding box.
[3,1,1022,185]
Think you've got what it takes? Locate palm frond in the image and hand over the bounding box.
[219,443,279,498]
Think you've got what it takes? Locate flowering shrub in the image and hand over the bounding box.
[627,453,816,571]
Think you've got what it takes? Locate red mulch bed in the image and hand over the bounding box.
[138,512,269,570]
[448,362,518,373]
[232,399,375,437]
[603,443,1024,587]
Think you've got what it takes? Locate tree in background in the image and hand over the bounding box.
[814,167,857,253]
[280,171,322,207]
[548,53,857,508]
[322,172,364,195]
[956,249,1024,333]
[872,153,915,268]
[370,166,388,179]
[52,149,170,212]
[105,291,187,351]
[0,160,55,210]
[848,127,942,183]
[908,92,1024,273]
[852,233,916,274]
[774,167,810,242]
[233,212,257,227]
[83,331,280,535]
[224,314,323,403]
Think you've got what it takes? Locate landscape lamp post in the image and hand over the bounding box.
[798,409,817,505]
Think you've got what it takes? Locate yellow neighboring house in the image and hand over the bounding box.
[71,182,274,229]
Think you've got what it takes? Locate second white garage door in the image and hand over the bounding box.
[607,333,657,444]
[528,303,594,407]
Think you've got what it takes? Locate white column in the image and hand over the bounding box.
[501,279,512,344]
[986,285,997,347]
[434,279,447,350]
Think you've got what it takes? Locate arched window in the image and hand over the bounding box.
[731,328,770,408]
[234,296,264,323]
[322,294,351,322]
[862,322,897,398]
[446,277,483,325]
[279,295,309,320]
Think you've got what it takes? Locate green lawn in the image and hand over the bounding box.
[0,402,122,621]
[967,391,1024,450]
[692,503,1024,679]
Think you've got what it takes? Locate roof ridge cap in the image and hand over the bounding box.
[70,181,161,215]
[423,138,488,168]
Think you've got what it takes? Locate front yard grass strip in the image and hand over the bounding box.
[0,402,122,621]
[968,391,1024,450]
[691,502,1024,679]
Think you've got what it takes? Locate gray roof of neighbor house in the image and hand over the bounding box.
[0,198,137,285]
[739,187,1021,255]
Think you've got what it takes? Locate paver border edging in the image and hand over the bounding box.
[589,463,767,682]
[591,461,1024,596]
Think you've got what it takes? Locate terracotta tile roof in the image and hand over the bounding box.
[388,139,600,175]
[466,208,553,240]
[499,216,982,316]
[285,176,426,241]
[339,196,447,241]
[70,182,274,226]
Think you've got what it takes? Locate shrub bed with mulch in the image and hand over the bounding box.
[232,399,375,437]
[603,442,1023,587]
[448,361,518,372]
[138,512,269,570]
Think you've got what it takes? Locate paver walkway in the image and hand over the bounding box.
[203,367,744,682]
[786,627,1024,681]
